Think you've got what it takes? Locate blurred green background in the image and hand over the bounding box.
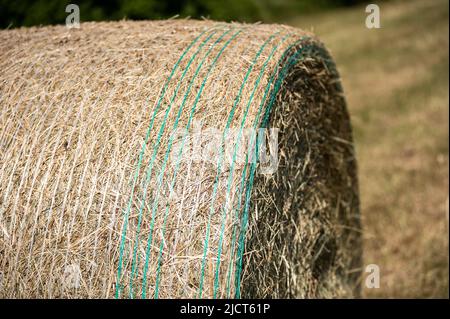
[0,0,369,28]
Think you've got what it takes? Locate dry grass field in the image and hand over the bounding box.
[291,0,449,298]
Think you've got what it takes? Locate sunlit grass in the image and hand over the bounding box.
[290,0,449,298]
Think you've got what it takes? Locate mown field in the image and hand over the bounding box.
[290,0,449,298]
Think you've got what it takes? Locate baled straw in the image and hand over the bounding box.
[0,20,361,298]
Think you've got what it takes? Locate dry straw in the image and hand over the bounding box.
[0,20,362,298]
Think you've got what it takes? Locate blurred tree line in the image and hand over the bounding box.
[0,0,369,29]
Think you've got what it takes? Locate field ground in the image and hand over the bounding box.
[289,0,449,298]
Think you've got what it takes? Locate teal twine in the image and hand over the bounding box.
[223,33,294,298]
[211,32,296,299]
[196,32,281,298]
[115,26,214,299]
[234,44,305,298]
[127,28,222,298]
[141,29,243,299]
[234,40,332,298]
[151,27,239,298]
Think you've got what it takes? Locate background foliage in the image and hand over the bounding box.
[0,0,369,28]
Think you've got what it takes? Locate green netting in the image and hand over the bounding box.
[140,28,243,298]
[116,26,335,299]
[115,25,217,298]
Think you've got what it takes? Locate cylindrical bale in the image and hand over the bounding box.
[0,20,361,298]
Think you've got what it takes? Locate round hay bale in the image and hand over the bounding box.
[0,20,362,298]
